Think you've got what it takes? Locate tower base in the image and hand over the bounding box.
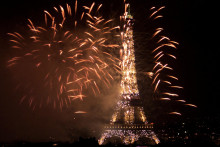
[98,124,160,145]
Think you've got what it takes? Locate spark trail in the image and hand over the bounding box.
[149,6,197,115]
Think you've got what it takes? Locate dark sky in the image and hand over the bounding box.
[0,0,219,143]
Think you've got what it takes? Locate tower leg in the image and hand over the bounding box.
[98,134,106,145]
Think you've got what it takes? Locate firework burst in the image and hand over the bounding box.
[149,6,197,115]
[7,1,120,110]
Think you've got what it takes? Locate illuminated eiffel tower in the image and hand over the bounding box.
[98,4,160,145]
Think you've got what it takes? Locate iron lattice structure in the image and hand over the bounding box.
[99,4,160,145]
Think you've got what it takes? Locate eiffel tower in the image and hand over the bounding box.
[98,4,160,145]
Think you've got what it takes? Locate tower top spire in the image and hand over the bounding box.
[126,4,133,19]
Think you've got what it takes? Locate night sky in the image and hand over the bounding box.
[0,0,219,143]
